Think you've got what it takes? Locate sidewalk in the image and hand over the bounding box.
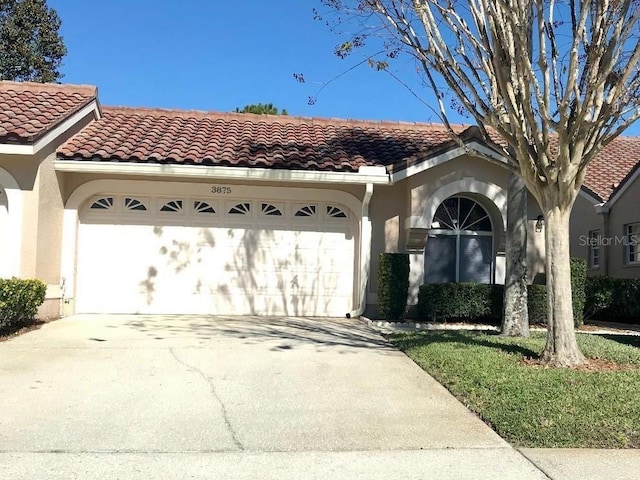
[521,449,640,480]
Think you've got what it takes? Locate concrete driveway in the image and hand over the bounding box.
[0,315,547,479]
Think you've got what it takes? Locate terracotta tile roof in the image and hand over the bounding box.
[0,81,97,144]
[583,137,640,201]
[57,106,473,173]
[55,103,640,201]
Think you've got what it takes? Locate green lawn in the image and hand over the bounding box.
[389,331,640,448]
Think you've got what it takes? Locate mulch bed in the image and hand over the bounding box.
[522,356,638,372]
[0,320,45,342]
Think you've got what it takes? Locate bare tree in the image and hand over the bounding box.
[321,0,640,366]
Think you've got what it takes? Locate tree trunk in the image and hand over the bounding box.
[540,205,587,367]
[501,172,529,337]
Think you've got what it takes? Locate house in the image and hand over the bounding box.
[570,140,640,279]
[1,81,638,319]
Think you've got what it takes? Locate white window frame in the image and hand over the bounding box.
[424,196,495,283]
[625,222,640,265]
[588,229,600,269]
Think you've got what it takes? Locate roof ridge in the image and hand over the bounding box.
[0,80,97,97]
[101,105,470,131]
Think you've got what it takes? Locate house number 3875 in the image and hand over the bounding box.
[211,186,232,194]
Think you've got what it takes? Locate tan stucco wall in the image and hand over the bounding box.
[526,193,546,283]
[14,149,65,319]
[0,150,65,320]
[13,150,63,285]
[35,151,65,283]
[367,181,408,295]
[607,178,640,278]
[0,154,40,190]
[406,156,509,220]
[567,193,602,276]
[0,111,95,319]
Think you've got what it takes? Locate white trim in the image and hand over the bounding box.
[579,188,604,206]
[60,208,79,299]
[353,183,374,317]
[390,140,507,183]
[55,160,391,185]
[0,101,100,155]
[587,229,601,269]
[0,167,23,277]
[0,144,33,155]
[406,177,508,231]
[624,222,640,265]
[62,179,363,305]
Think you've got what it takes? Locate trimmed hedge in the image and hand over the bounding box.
[585,276,640,323]
[0,278,47,330]
[417,258,588,326]
[417,283,503,322]
[527,284,547,324]
[377,253,410,320]
[570,257,587,326]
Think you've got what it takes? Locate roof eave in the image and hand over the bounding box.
[0,100,101,156]
[53,160,391,185]
[579,184,603,204]
[389,140,508,183]
[605,160,640,208]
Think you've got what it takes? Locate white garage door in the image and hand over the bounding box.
[75,194,356,316]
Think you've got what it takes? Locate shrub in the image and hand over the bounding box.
[525,259,585,327]
[377,253,410,320]
[570,257,587,326]
[417,283,503,322]
[416,264,586,326]
[0,278,47,330]
[585,276,640,323]
[527,284,547,324]
[613,279,640,320]
[585,276,616,319]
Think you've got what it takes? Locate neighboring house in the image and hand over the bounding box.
[570,141,640,279]
[0,81,638,319]
[0,82,100,319]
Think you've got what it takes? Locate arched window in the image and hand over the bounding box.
[424,196,493,283]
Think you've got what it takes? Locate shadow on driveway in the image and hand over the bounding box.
[110,315,394,353]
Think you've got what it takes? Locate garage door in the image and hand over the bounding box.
[75,194,356,316]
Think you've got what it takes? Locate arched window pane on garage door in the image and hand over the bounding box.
[424,196,493,283]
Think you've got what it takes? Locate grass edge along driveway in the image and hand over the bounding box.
[388,331,640,448]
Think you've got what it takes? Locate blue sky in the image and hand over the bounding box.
[46,1,640,137]
[48,0,447,124]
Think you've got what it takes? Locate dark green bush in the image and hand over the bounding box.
[527,284,547,324]
[570,257,587,326]
[377,253,410,320]
[0,278,47,330]
[417,283,503,322]
[416,262,586,326]
[585,276,640,323]
[613,279,640,320]
[526,259,585,326]
[585,276,616,319]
